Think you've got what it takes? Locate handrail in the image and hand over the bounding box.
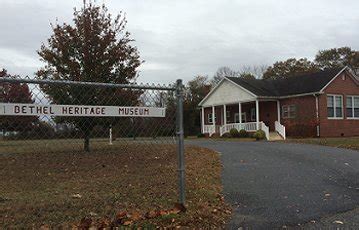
[275,121,286,140]
[260,122,270,140]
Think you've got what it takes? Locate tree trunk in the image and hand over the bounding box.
[84,129,90,152]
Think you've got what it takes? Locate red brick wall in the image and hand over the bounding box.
[279,96,317,137]
[318,72,359,137]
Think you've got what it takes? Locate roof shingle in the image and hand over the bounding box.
[227,68,344,97]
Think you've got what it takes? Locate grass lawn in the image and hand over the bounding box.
[0,140,231,228]
[288,136,359,151]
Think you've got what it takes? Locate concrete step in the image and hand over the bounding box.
[269,132,284,141]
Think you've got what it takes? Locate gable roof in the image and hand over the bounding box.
[226,67,355,97]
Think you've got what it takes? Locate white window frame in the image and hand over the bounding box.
[282,105,296,119]
[327,94,343,119]
[207,113,216,124]
[346,95,359,119]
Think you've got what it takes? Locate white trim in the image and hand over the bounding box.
[327,94,344,119]
[259,92,324,100]
[346,95,359,118]
[201,107,205,133]
[212,106,216,131]
[198,78,257,106]
[238,102,242,123]
[255,100,259,130]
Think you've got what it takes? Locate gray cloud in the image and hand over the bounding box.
[0,0,358,84]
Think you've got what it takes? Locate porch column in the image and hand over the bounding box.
[238,102,242,123]
[277,100,280,122]
[201,107,205,133]
[223,104,227,125]
[212,106,215,132]
[256,100,260,130]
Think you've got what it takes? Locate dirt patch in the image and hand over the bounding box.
[0,144,231,228]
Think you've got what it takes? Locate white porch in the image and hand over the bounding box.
[198,77,286,140]
[200,100,286,140]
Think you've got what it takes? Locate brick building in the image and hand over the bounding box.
[198,67,359,139]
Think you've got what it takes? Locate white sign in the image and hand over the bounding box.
[0,103,166,117]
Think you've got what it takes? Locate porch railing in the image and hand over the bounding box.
[219,122,258,136]
[203,125,220,136]
[275,121,286,140]
[260,122,270,140]
[219,121,270,140]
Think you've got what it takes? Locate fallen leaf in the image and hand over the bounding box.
[130,211,142,221]
[116,211,127,220]
[145,210,159,219]
[123,220,133,226]
[71,193,82,199]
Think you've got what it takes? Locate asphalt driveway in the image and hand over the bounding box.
[186,140,359,229]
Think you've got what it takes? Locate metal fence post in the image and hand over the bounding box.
[176,79,186,206]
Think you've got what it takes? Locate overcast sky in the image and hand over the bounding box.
[0,0,358,84]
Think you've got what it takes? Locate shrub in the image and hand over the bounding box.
[197,133,205,138]
[253,130,266,140]
[239,129,248,138]
[221,133,231,138]
[229,128,239,138]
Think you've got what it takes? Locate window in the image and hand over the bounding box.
[226,111,230,120]
[282,105,296,118]
[241,112,246,122]
[234,113,246,123]
[234,113,239,123]
[207,113,216,124]
[327,95,343,118]
[250,108,256,121]
[346,96,359,118]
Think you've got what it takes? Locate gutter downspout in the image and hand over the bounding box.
[314,94,320,137]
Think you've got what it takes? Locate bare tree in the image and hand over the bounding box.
[239,65,268,79]
[211,66,238,85]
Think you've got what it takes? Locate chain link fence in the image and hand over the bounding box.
[0,77,186,226]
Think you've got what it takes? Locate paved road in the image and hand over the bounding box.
[186,140,359,229]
